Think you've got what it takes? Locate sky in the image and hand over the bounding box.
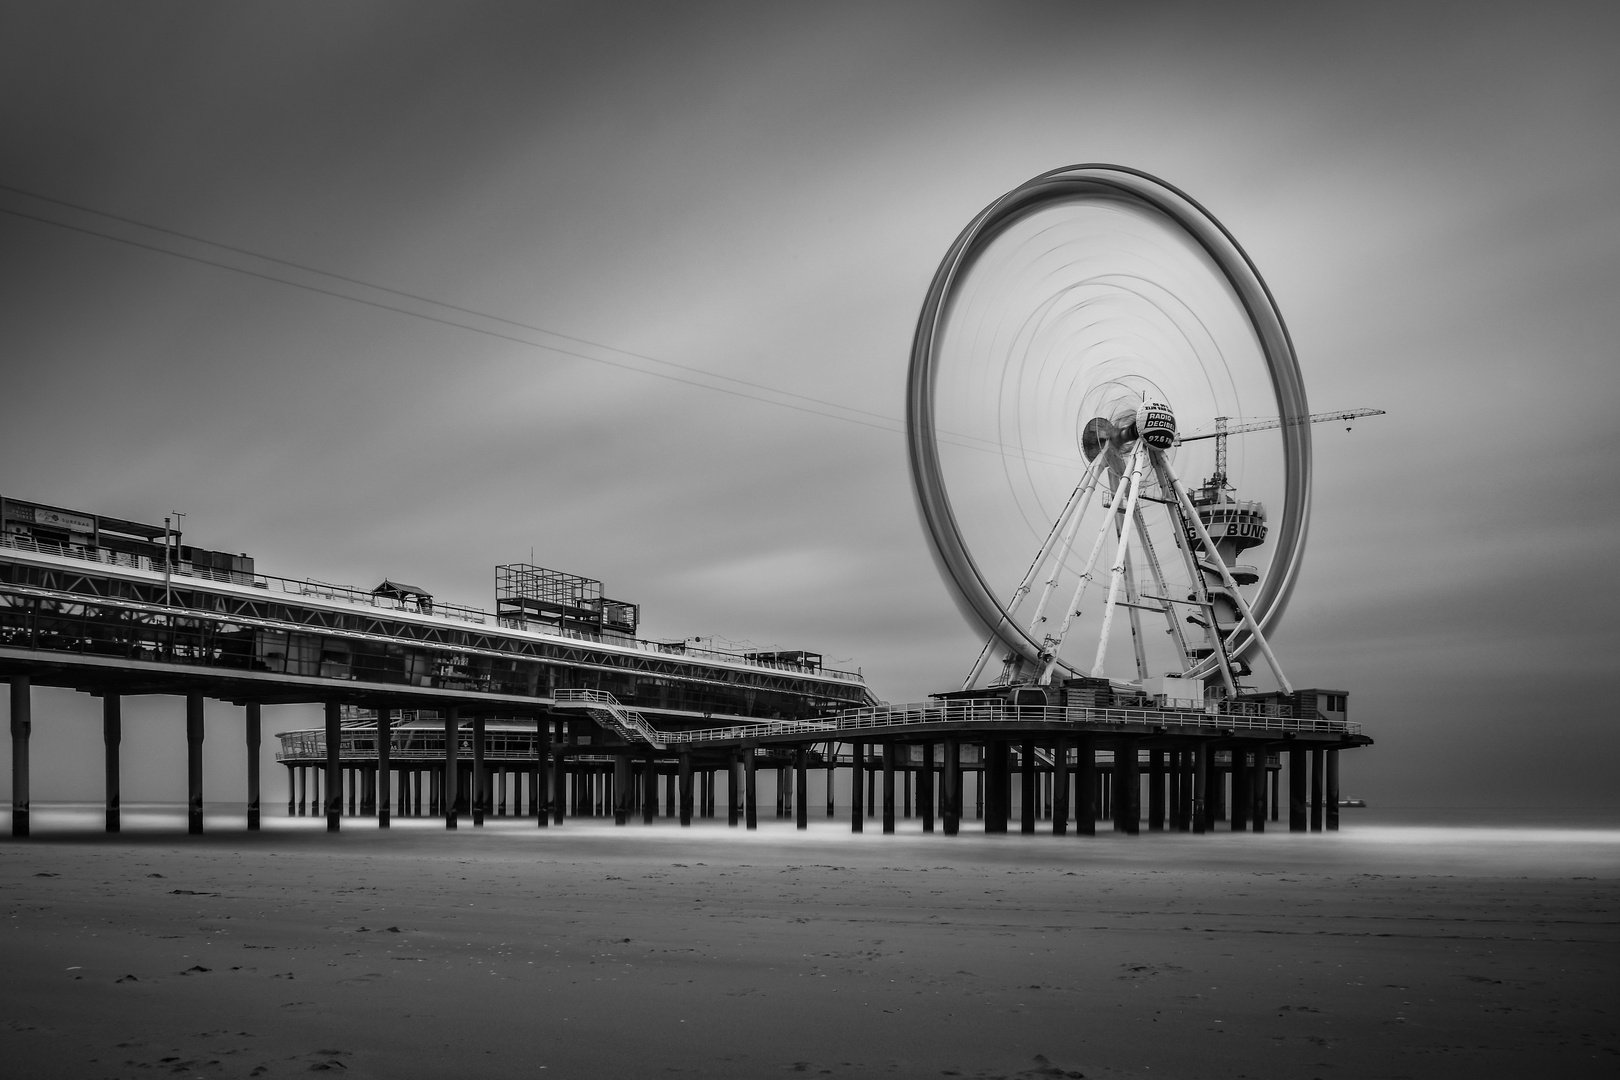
[1,1,1617,809]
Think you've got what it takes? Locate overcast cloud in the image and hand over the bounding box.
[2,1,1617,808]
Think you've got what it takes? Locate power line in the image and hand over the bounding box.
[0,186,1076,466]
[0,182,911,432]
[0,203,913,439]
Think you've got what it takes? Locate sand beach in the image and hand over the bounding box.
[1,807,1615,1079]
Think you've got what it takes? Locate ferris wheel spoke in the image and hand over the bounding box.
[1090,438,1151,677]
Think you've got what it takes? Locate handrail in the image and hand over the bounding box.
[548,691,1358,748]
[275,694,1359,759]
[0,533,866,683]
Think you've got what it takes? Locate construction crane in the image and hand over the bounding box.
[1178,408,1385,489]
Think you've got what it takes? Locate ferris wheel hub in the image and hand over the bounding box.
[1079,395,1177,461]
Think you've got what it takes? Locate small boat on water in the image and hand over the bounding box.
[1338,798,1367,808]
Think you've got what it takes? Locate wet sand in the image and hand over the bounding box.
[1,808,1616,1079]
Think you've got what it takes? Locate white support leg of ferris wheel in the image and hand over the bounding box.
[1163,456,1294,695]
[1153,457,1238,696]
[959,454,1109,691]
[1132,505,1194,666]
[1089,439,1151,677]
[1036,465,1135,685]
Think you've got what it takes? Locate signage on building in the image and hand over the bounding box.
[23,506,97,534]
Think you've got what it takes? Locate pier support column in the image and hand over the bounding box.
[921,742,936,833]
[1052,736,1069,836]
[881,742,896,834]
[850,741,864,833]
[1019,739,1036,835]
[1326,750,1340,831]
[104,693,121,833]
[643,751,656,825]
[443,707,459,829]
[744,745,758,830]
[472,714,487,826]
[286,764,295,818]
[244,702,260,831]
[1074,735,1095,837]
[1114,738,1139,835]
[825,752,836,818]
[1250,746,1267,832]
[941,739,960,835]
[1288,747,1307,832]
[1310,749,1324,832]
[186,691,205,835]
[10,676,29,837]
[535,720,550,827]
[1148,749,1165,831]
[324,700,341,832]
[376,707,391,829]
[984,740,1009,834]
[1193,741,1209,834]
[614,754,631,826]
[297,766,307,817]
[1230,751,1250,832]
[551,741,566,826]
[1185,748,1198,835]
[795,747,808,830]
[678,752,693,826]
[725,753,740,827]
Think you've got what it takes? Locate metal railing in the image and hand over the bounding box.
[552,688,672,750]
[0,533,865,684]
[561,695,1358,747]
[275,729,538,762]
[506,621,864,683]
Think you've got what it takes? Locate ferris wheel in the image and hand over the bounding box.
[907,164,1332,700]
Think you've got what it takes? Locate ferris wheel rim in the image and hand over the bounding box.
[906,163,1313,682]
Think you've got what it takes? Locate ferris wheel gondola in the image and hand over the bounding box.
[907,165,1314,698]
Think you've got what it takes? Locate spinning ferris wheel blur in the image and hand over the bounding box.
[907,165,1377,701]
